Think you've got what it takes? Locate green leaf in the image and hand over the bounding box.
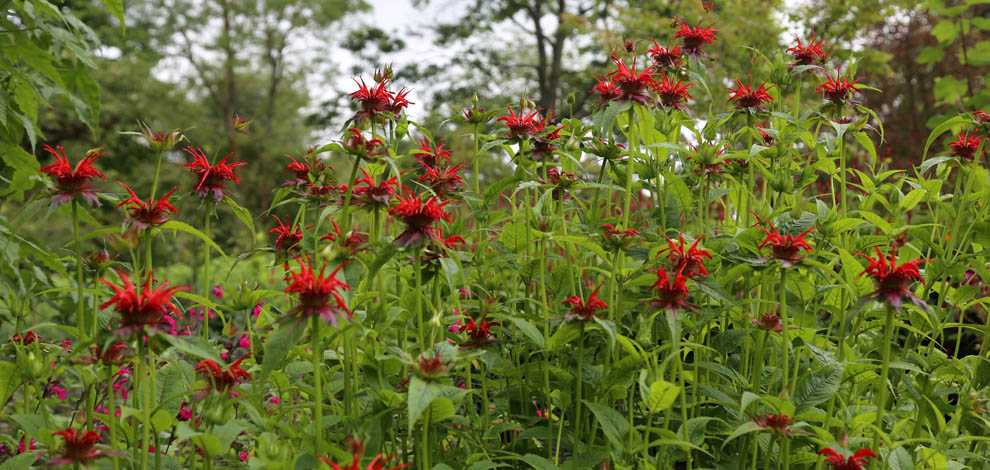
[721,421,762,448]
[0,361,17,409]
[0,452,41,470]
[428,397,455,422]
[646,380,680,413]
[899,188,927,213]
[100,0,125,30]
[161,220,227,257]
[889,446,916,470]
[521,454,558,470]
[160,334,222,363]
[583,400,629,452]
[408,377,442,429]
[547,322,580,351]
[792,364,843,414]
[858,211,892,234]
[923,115,968,160]
[225,197,255,237]
[499,315,545,348]
[260,320,307,379]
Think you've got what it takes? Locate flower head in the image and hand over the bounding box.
[413,137,453,169]
[647,39,683,69]
[756,220,815,267]
[416,350,452,379]
[601,224,639,251]
[755,414,793,435]
[269,215,305,254]
[50,429,110,466]
[562,284,608,322]
[418,162,467,196]
[786,35,828,66]
[816,71,861,105]
[343,128,386,160]
[649,266,694,313]
[349,77,394,122]
[139,124,182,151]
[100,271,186,336]
[727,76,774,110]
[283,256,351,327]
[854,246,928,310]
[195,357,251,397]
[284,153,327,186]
[755,120,775,146]
[459,313,497,349]
[38,144,107,207]
[182,147,246,203]
[596,55,658,105]
[675,21,719,58]
[231,111,252,135]
[318,452,409,470]
[320,218,367,255]
[949,131,981,160]
[352,167,399,209]
[388,191,453,247]
[659,232,712,278]
[116,182,178,230]
[751,312,782,332]
[498,106,545,139]
[819,448,876,470]
[654,74,693,111]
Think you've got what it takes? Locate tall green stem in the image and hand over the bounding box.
[622,109,638,226]
[137,340,150,470]
[72,199,87,337]
[311,315,323,458]
[473,123,481,194]
[202,212,211,341]
[875,305,896,448]
[575,321,585,444]
[107,368,120,470]
[780,269,789,394]
[339,156,363,235]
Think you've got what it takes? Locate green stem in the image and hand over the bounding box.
[202,212,211,341]
[576,321,585,444]
[149,149,164,203]
[339,156,363,235]
[414,251,425,352]
[311,315,323,459]
[107,368,120,470]
[838,134,847,218]
[72,198,87,337]
[875,305,896,449]
[780,268,789,394]
[473,123,481,194]
[138,340,150,470]
[622,109,638,227]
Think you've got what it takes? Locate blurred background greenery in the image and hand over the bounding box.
[1,0,988,257]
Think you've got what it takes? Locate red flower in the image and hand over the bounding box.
[100,271,186,336]
[50,429,111,466]
[786,34,828,66]
[539,167,578,201]
[343,128,386,160]
[388,191,453,247]
[974,110,990,124]
[139,123,182,151]
[269,215,305,254]
[283,256,351,327]
[459,313,497,349]
[949,130,981,159]
[79,342,129,366]
[659,232,712,278]
[418,162,467,196]
[116,182,178,230]
[283,153,327,186]
[182,147,246,203]
[498,106,546,139]
[755,414,793,435]
[530,125,563,160]
[598,56,658,105]
[10,331,41,345]
[674,21,719,58]
[854,246,928,310]
[231,111,252,135]
[348,77,393,122]
[727,76,774,110]
[590,74,621,105]
[756,221,815,267]
[647,38,683,69]
[601,224,639,251]
[318,452,408,470]
[38,144,107,207]
[351,167,399,208]
[562,284,608,321]
[755,120,774,146]
[819,448,876,470]
[751,312,782,332]
[416,351,452,379]
[815,71,861,105]
[195,357,251,397]
[320,218,367,254]
[413,137,453,169]
[653,74,693,111]
[649,266,694,313]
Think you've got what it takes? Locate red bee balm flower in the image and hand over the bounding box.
[283,153,326,186]
[498,106,546,139]
[659,232,712,278]
[816,71,861,105]
[283,256,351,327]
[596,56,658,105]
[727,76,774,110]
[819,448,877,470]
[318,452,408,470]
[38,144,107,207]
[562,284,608,321]
[675,21,719,58]
[413,137,453,169]
[602,224,640,251]
[50,429,111,466]
[269,215,304,254]
[352,168,399,208]
[116,182,178,230]
[182,147,246,203]
[854,246,928,310]
[389,191,453,247]
[459,313,497,349]
[647,38,683,69]
[100,271,186,336]
[649,266,694,313]
[948,131,981,159]
[751,312,783,332]
[757,222,815,267]
[786,35,828,66]
[195,357,251,397]
[755,414,793,435]
[343,128,385,159]
[418,162,467,196]
[654,74,693,111]
[348,77,393,122]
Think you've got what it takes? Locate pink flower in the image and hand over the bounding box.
[48,383,67,400]
[238,334,250,349]
[18,436,36,453]
[239,452,249,462]
[212,285,224,299]
[253,302,264,317]
[270,396,280,405]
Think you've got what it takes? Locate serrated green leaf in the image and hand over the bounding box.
[583,400,628,452]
